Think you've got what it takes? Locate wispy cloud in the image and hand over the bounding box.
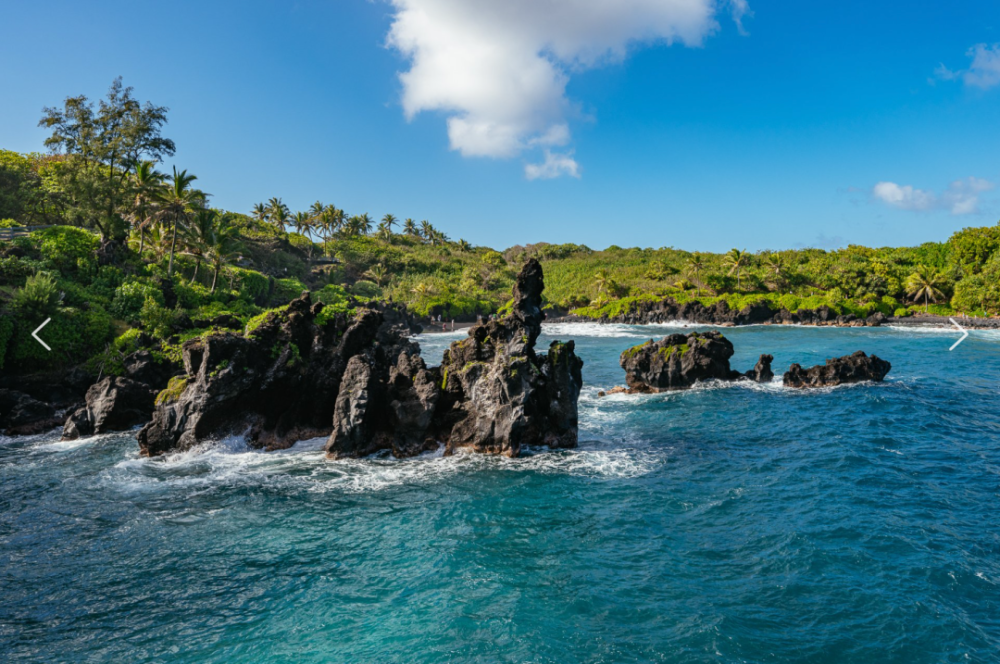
[385,0,750,178]
[872,177,995,215]
[525,150,581,180]
[934,43,1000,89]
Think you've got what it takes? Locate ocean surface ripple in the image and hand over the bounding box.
[2,323,999,663]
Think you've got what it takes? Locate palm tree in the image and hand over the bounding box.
[157,167,201,276]
[205,216,241,293]
[357,213,374,235]
[723,248,750,291]
[292,211,311,236]
[403,218,418,236]
[128,160,165,257]
[181,208,216,283]
[266,197,290,232]
[764,253,784,291]
[457,239,472,252]
[686,253,705,296]
[594,269,615,301]
[410,282,433,297]
[251,202,267,222]
[376,223,393,243]
[905,265,946,313]
[364,263,389,287]
[420,220,433,240]
[381,214,398,234]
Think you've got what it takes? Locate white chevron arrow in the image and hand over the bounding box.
[32,318,51,351]
[949,318,968,351]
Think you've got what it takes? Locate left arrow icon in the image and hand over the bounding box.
[32,318,52,351]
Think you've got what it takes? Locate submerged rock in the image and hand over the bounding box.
[783,351,891,388]
[139,260,583,460]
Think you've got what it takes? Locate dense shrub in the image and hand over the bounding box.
[111,280,165,322]
[34,226,99,274]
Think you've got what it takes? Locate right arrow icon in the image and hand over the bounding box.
[949,317,968,351]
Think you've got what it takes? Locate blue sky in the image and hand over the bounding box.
[1,0,998,252]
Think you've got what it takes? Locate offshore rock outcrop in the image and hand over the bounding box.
[139,259,583,460]
[326,258,583,458]
[609,331,772,394]
[783,351,891,388]
[432,259,583,457]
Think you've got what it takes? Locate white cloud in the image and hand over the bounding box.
[730,0,752,36]
[385,0,747,177]
[525,150,581,180]
[872,177,995,215]
[964,43,1000,89]
[942,177,995,215]
[872,182,936,211]
[934,43,1000,89]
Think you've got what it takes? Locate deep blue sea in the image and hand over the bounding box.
[3,322,1000,663]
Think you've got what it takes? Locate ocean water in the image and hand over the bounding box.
[3,323,1000,663]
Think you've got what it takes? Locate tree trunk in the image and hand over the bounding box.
[168,218,178,275]
[138,228,145,256]
[191,260,200,284]
[211,264,220,293]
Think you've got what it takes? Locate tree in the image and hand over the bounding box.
[157,167,201,276]
[723,248,750,291]
[686,253,705,296]
[205,216,241,293]
[420,219,433,239]
[38,77,175,240]
[292,211,311,236]
[128,160,165,256]
[357,213,373,235]
[251,202,267,222]
[364,263,388,287]
[594,268,619,301]
[905,265,946,313]
[381,213,397,234]
[764,253,785,291]
[180,208,216,283]
[403,218,418,236]
[266,197,290,232]
[376,223,393,243]
[457,239,472,252]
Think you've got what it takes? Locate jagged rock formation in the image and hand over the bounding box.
[598,332,776,396]
[745,354,775,383]
[783,351,891,388]
[62,377,158,439]
[138,259,583,459]
[609,331,772,394]
[551,296,888,327]
[326,258,583,458]
[137,295,412,456]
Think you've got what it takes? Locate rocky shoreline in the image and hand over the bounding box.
[2,260,585,460]
[548,296,1000,329]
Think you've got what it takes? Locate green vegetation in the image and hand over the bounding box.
[2,78,1000,379]
[155,376,187,405]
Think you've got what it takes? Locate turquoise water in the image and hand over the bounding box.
[3,323,1000,663]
